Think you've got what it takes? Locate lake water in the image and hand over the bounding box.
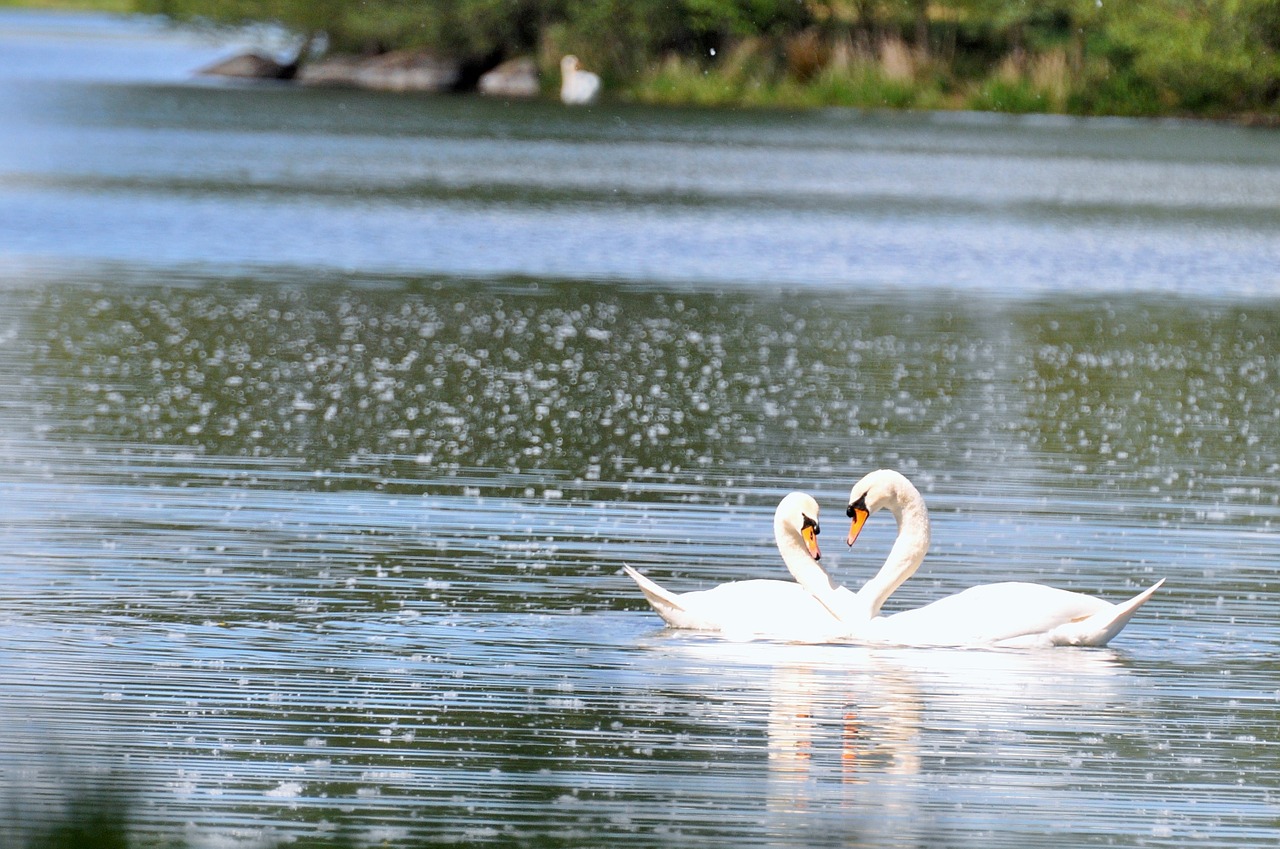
[1,9,1279,848]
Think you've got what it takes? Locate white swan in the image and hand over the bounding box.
[831,469,1164,648]
[559,55,600,105]
[624,493,855,640]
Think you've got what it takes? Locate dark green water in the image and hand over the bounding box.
[1,10,1279,849]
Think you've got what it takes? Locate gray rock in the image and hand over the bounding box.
[478,57,540,98]
[297,49,461,92]
[199,52,295,80]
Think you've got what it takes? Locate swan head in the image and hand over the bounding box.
[776,491,822,561]
[561,55,581,75]
[845,469,919,546]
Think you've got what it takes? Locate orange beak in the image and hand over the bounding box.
[801,523,821,561]
[846,505,869,547]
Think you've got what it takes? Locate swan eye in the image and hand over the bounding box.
[846,494,867,518]
[802,515,820,535]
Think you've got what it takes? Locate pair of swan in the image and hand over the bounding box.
[624,470,1164,648]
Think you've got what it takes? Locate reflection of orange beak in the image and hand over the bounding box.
[846,506,869,547]
[801,524,821,560]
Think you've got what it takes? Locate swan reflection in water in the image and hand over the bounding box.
[644,634,1132,838]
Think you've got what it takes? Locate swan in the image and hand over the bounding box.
[559,55,601,105]
[624,493,856,640]
[836,469,1164,648]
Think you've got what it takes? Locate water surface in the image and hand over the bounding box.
[1,10,1279,849]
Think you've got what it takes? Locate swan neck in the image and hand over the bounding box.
[856,482,930,619]
[776,518,837,600]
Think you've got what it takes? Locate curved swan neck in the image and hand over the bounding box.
[775,511,838,599]
[854,474,931,619]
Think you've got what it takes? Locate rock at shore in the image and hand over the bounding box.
[297,49,461,92]
[199,52,297,80]
[478,57,540,98]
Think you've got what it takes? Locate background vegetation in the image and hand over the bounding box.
[26,0,1280,117]
[126,0,1280,118]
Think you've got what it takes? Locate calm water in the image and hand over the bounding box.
[2,10,1279,849]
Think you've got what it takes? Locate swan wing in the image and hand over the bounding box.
[869,581,1160,647]
[623,567,845,640]
[561,71,600,104]
[1038,578,1165,647]
[623,565,702,629]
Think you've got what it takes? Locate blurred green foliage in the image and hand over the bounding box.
[133,0,1279,116]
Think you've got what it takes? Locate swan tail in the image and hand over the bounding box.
[1051,578,1165,647]
[622,565,691,627]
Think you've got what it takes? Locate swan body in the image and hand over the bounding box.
[839,470,1164,648]
[624,493,856,641]
[559,55,601,105]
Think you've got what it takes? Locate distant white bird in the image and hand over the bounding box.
[559,55,600,105]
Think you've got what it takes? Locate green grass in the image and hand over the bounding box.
[966,78,1054,114]
[629,49,952,111]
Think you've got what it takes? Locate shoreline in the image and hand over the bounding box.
[8,2,1279,127]
[195,50,1280,131]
